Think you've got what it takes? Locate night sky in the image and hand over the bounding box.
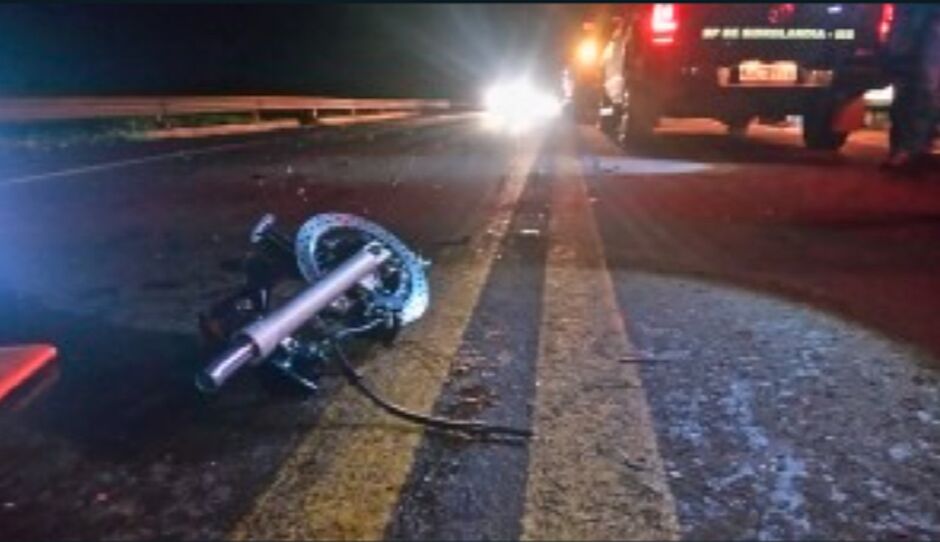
[0,4,584,100]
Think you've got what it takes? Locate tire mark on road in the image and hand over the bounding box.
[0,141,262,187]
[0,115,469,188]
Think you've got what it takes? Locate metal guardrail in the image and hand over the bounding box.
[0,96,451,123]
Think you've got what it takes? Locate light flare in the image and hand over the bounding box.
[483,79,561,133]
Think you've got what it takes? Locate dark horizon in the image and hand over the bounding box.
[0,3,583,99]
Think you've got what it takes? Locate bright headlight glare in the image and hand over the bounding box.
[484,85,502,111]
[483,80,560,132]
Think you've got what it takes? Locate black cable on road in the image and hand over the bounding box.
[330,341,533,440]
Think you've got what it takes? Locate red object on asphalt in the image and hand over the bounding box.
[0,344,57,403]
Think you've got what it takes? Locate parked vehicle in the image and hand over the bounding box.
[597,3,894,150]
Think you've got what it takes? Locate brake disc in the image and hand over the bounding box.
[294,213,429,325]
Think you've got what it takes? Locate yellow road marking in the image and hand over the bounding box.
[231,136,542,540]
[521,131,680,540]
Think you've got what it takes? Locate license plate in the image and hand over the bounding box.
[738,61,798,84]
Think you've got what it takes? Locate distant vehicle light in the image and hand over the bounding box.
[576,38,599,67]
[483,80,561,133]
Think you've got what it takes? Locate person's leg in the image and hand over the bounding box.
[905,78,933,156]
[886,61,933,165]
[886,77,919,162]
[922,15,940,153]
[889,81,907,154]
[906,19,939,153]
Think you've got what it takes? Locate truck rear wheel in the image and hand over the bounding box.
[725,115,752,137]
[803,102,849,151]
[598,101,620,136]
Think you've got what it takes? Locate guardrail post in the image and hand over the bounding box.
[300,109,318,126]
[156,101,171,128]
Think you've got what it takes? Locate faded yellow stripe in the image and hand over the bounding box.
[230,137,541,540]
[521,130,680,540]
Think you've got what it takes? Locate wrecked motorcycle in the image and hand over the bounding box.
[196,212,529,438]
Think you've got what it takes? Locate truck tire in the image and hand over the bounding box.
[619,84,657,143]
[725,115,752,137]
[598,102,620,137]
[803,101,849,151]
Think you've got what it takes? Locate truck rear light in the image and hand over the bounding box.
[651,3,678,45]
[878,3,894,44]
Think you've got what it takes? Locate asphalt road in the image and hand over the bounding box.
[1,114,939,540]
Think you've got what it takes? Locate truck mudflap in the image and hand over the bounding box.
[832,96,867,133]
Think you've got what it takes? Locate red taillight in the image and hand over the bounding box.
[878,3,894,44]
[651,3,678,45]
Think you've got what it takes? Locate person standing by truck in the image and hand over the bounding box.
[882,4,940,173]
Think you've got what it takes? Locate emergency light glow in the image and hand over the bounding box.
[651,3,679,45]
[576,38,599,66]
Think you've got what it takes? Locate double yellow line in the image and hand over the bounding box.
[522,138,678,540]
[231,135,540,540]
[232,128,678,540]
